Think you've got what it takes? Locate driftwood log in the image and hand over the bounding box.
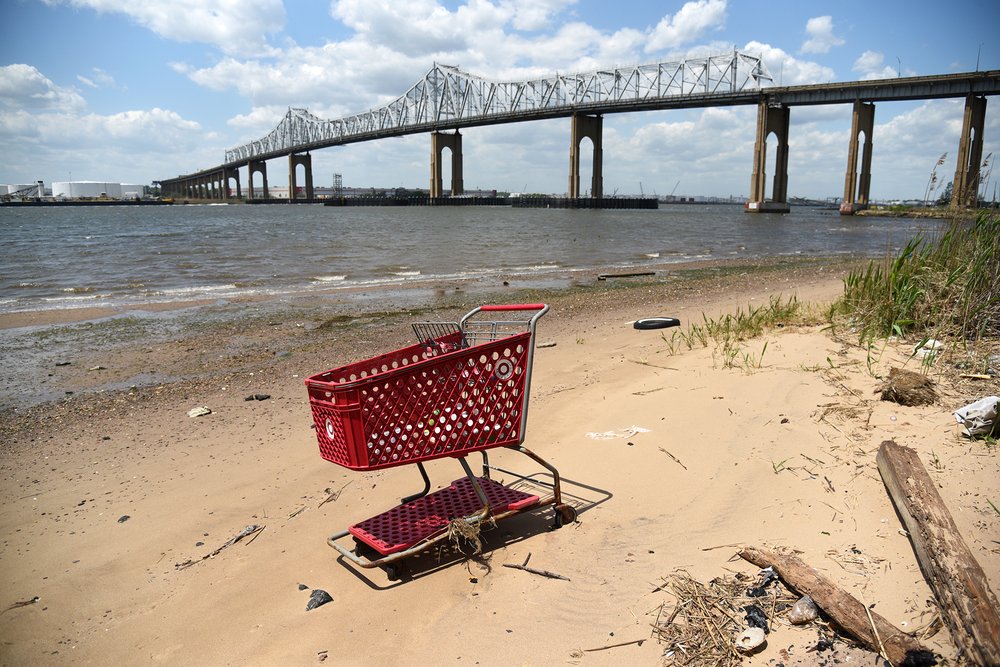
[740,545,935,667]
[877,439,1000,666]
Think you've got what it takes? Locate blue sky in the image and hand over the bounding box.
[1,0,998,199]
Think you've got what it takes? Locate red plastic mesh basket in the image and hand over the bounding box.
[306,330,533,470]
[349,477,539,555]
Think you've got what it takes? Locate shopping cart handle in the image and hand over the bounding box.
[480,304,547,311]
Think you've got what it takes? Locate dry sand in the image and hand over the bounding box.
[1,262,997,666]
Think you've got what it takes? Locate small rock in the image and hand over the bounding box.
[735,627,766,653]
[537,341,557,348]
[244,394,271,401]
[55,361,71,367]
[117,515,130,523]
[187,406,212,418]
[195,541,204,547]
[297,583,309,591]
[788,595,819,625]
[306,589,333,611]
[780,417,790,424]
[88,365,107,372]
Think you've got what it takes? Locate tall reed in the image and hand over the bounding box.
[830,212,999,344]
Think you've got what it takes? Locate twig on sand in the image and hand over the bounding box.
[658,447,688,470]
[583,638,645,652]
[175,524,265,570]
[502,552,570,581]
[318,480,352,508]
[1,596,39,615]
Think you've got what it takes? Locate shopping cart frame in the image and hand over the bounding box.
[306,304,575,580]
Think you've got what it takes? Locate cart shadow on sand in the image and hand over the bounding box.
[334,471,612,590]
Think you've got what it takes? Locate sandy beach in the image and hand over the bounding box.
[1,258,997,666]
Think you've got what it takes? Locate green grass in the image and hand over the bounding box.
[829,213,999,350]
[663,294,808,371]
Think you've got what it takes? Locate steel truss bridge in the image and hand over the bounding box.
[162,50,998,212]
[225,51,772,164]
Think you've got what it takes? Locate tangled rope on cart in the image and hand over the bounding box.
[446,511,495,555]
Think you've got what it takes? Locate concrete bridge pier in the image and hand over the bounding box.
[951,94,987,208]
[746,101,790,213]
[248,160,269,199]
[224,167,241,199]
[288,153,314,201]
[840,101,875,215]
[569,114,603,198]
[430,130,464,198]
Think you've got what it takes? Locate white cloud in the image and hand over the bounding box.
[852,50,899,80]
[43,0,286,55]
[800,16,844,54]
[743,41,836,85]
[646,0,727,53]
[76,67,116,89]
[505,0,576,31]
[0,64,86,111]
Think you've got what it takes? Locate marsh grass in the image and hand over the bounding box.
[663,295,807,371]
[830,213,999,349]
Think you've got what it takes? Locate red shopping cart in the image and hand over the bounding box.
[305,303,575,580]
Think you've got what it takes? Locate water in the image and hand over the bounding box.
[0,203,942,316]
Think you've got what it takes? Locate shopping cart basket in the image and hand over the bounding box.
[305,303,575,580]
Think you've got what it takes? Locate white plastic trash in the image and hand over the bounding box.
[953,396,999,437]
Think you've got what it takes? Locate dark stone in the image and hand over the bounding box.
[306,589,333,611]
[298,583,308,591]
[743,604,769,633]
[55,362,71,367]
[117,515,130,523]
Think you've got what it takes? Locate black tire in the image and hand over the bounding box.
[634,317,681,330]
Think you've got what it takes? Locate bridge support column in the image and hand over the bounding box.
[430,131,464,198]
[746,101,790,213]
[249,159,269,200]
[223,167,241,200]
[840,101,875,215]
[951,94,987,209]
[288,153,314,201]
[569,114,603,199]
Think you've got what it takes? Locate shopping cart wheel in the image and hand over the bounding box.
[553,504,577,528]
[384,563,408,582]
[353,537,378,562]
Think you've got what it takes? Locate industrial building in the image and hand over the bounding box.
[50,181,147,199]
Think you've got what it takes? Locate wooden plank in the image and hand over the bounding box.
[877,439,1000,666]
[740,545,935,666]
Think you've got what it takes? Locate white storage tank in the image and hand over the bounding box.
[51,181,123,198]
[121,184,145,199]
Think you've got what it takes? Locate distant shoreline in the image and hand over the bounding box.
[0,199,173,207]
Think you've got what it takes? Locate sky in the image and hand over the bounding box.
[1,0,998,200]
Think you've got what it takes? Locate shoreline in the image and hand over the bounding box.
[0,255,863,418]
[0,254,858,332]
[1,251,995,665]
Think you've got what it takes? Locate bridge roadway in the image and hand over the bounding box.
[161,67,999,211]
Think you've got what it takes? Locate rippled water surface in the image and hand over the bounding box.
[0,203,943,314]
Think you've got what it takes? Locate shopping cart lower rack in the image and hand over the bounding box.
[305,303,575,580]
